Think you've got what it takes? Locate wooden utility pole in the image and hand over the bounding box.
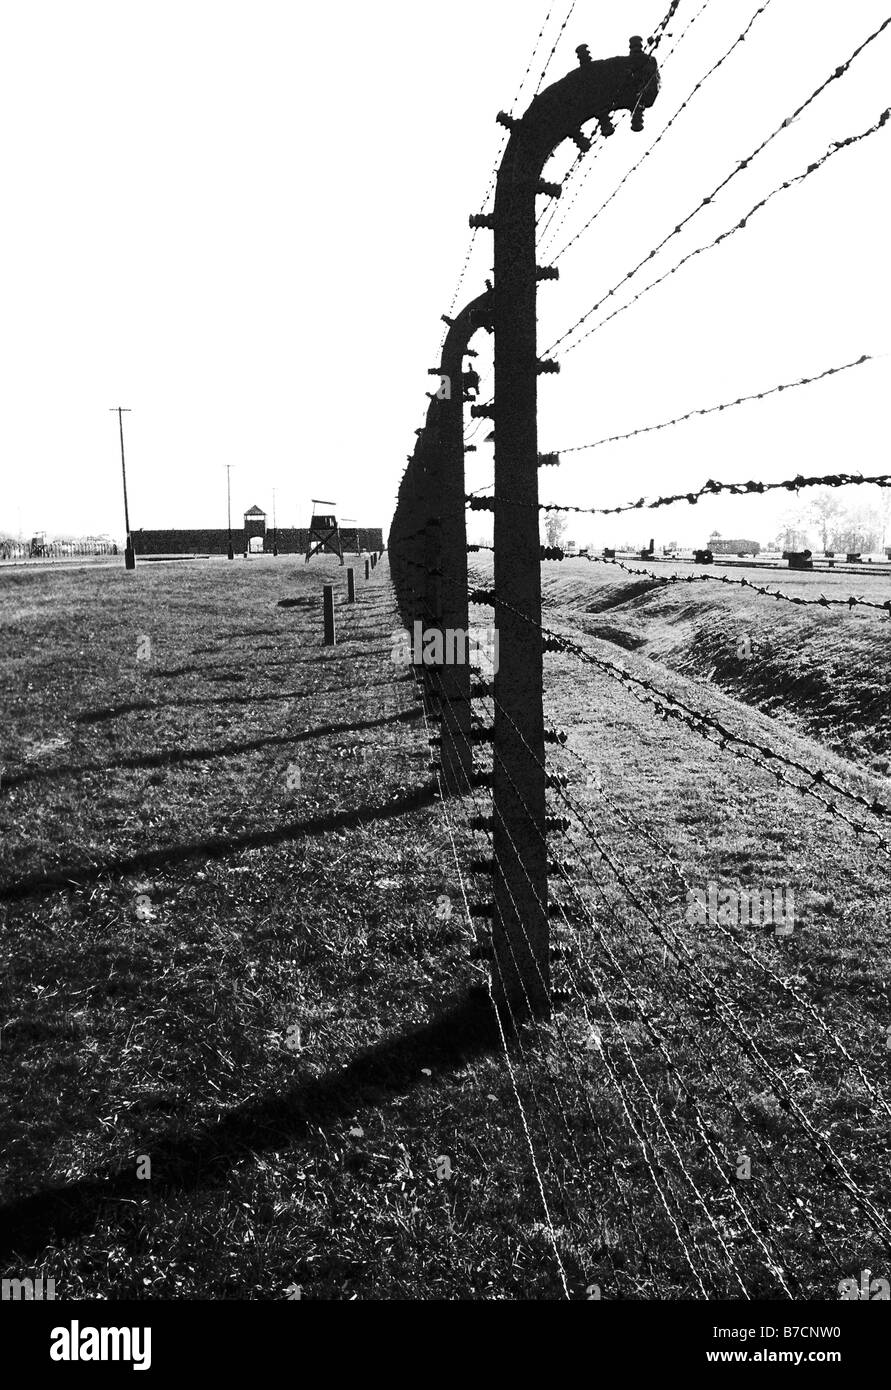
[482,37,659,1020]
[226,466,234,560]
[110,407,135,570]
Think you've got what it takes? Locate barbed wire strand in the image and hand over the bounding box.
[580,550,891,618]
[548,0,776,263]
[423,645,738,1289]
[475,712,728,1292]
[431,704,672,1290]
[556,736,891,1126]
[554,353,877,456]
[432,688,848,1288]
[484,680,891,1249]
[411,665,574,1296]
[444,0,574,330]
[471,583,891,841]
[421,661,654,1274]
[556,105,891,356]
[544,17,891,356]
[462,674,849,1284]
[540,0,714,257]
[477,683,836,1290]
[429,685,662,1286]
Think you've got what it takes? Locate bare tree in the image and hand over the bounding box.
[542,511,569,548]
[775,510,811,552]
[831,506,881,553]
[808,489,843,552]
[879,493,891,551]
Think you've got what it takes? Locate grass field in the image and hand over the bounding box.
[1,554,890,1299]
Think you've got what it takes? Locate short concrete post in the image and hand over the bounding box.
[323,585,336,645]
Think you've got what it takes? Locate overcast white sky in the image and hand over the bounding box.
[1,0,888,546]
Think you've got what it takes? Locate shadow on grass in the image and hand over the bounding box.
[4,709,423,790]
[75,677,406,725]
[0,784,439,902]
[147,657,318,680]
[0,992,499,1262]
[298,644,395,664]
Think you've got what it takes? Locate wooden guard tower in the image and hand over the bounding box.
[304,499,344,564]
[340,517,360,554]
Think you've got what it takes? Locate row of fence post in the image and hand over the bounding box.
[321,552,381,646]
[388,38,660,1021]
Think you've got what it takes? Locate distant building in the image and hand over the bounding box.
[133,505,383,557]
[708,538,761,556]
[243,504,267,554]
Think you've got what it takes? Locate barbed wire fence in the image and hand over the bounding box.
[387,3,891,1298]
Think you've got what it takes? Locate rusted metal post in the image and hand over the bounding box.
[347,567,355,602]
[485,37,659,1020]
[365,558,370,580]
[322,585,336,645]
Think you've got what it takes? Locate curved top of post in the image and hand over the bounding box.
[441,287,494,376]
[414,393,440,476]
[497,37,659,194]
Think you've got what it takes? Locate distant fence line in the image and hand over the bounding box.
[0,530,387,562]
[0,540,118,560]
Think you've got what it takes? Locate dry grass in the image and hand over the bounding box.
[0,555,889,1299]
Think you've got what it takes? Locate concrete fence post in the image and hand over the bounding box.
[323,585,336,645]
[484,37,659,1020]
[431,289,493,795]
